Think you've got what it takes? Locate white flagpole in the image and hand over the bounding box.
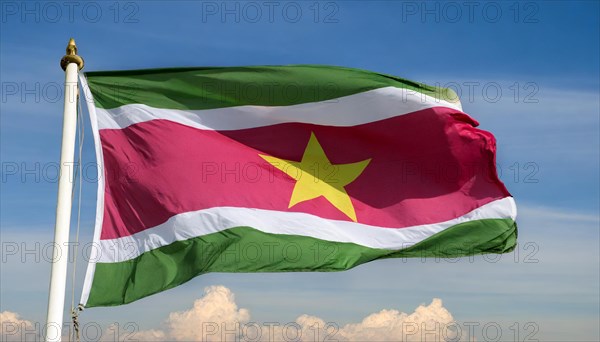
[45,38,84,342]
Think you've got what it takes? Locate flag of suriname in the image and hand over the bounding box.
[79,65,517,307]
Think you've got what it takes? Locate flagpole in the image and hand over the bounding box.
[45,38,84,342]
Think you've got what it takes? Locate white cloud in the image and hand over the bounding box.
[0,311,38,341]
[165,285,251,341]
[336,298,456,341]
[0,287,460,341]
[128,286,460,342]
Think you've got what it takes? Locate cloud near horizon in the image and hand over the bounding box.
[1,286,462,341]
[0,311,36,342]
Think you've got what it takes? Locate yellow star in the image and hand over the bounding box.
[259,132,371,222]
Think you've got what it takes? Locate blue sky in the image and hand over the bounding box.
[1,1,599,341]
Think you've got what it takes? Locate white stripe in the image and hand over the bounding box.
[79,75,106,306]
[94,86,463,130]
[96,197,516,263]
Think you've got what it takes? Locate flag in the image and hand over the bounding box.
[80,65,517,307]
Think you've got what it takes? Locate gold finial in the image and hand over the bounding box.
[60,38,84,71]
[66,38,77,55]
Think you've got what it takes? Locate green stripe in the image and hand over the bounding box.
[84,65,459,110]
[85,218,516,307]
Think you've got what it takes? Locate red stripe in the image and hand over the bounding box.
[99,107,510,240]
